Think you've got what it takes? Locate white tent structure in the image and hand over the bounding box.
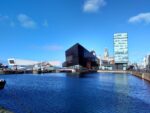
[8,58,39,66]
[8,58,62,71]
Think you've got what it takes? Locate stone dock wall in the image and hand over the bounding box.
[98,70,150,82]
[97,70,130,74]
[131,71,150,82]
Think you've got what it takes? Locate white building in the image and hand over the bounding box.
[8,58,39,66]
[8,58,39,70]
[143,55,150,71]
[8,58,62,70]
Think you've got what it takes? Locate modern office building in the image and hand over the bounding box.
[114,33,128,70]
[63,43,99,70]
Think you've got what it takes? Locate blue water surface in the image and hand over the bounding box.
[0,73,150,113]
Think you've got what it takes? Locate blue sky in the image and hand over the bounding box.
[0,0,150,64]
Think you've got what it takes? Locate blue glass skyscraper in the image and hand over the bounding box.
[114,33,128,70]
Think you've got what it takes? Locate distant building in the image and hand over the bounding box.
[63,43,99,70]
[114,33,128,70]
[99,48,115,70]
[143,56,148,69]
[104,48,109,60]
[144,55,150,71]
[8,58,38,66]
[148,55,150,71]
[8,58,39,70]
[7,58,58,71]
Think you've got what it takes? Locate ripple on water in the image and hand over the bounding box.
[0,73,150,113]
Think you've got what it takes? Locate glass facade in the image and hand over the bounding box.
[114,33,128,64]
[63,43,99,69]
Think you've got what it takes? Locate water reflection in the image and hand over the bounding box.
[0,73,150,113]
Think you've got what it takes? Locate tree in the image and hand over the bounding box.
[0,63,3,68]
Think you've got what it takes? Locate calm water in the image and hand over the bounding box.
[0,73,150,113]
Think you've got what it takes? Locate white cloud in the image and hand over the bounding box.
[43,45,63,51]
[0,15,15,27]
[129,12,150,24]
[83,0,106,13]
[17,14,37,28]
[31,44,63,51]
[0,15,9,21]
[1,14,49,28]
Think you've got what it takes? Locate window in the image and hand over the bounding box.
[9,60,15,64]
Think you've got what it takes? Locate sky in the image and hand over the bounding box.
[0,0,150,64]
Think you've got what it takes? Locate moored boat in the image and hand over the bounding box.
[0,80,6,89]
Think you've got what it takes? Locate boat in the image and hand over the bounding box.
[0,80,6,89]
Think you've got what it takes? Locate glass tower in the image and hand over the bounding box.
[114,33,128,70]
